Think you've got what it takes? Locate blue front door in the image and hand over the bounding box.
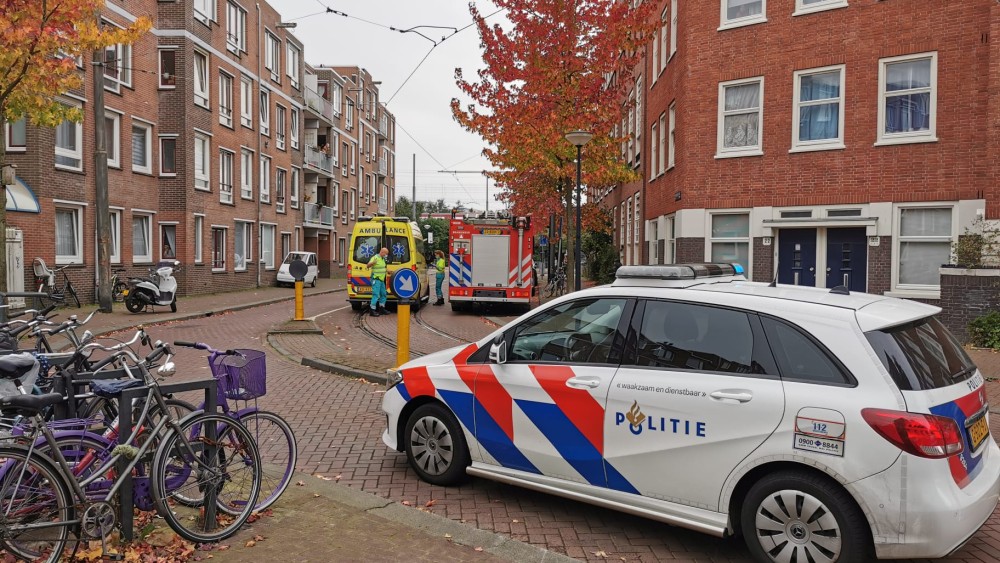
[825,228,867,292]
[778,228,816,286]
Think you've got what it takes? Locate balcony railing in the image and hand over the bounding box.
[303,202,334,227]
[303,87,335,124]
[304,145,334,177]
[378,115,388,138]
[376,158,387,177]
[378,196,387,215]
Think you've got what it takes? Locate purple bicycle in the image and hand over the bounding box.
[173,341,296,511]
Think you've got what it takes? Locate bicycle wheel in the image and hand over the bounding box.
[151,414,261,544]
[238,410,297,511]
[112,281,128,303]
[0,445,73,562]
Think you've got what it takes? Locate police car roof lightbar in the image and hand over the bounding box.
[615,263,742,280]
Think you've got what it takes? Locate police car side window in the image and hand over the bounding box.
[510,298,627,365]
[631,300,759,374]
[760,317,853,386]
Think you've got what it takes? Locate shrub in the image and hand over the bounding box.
[968,311,1000,350]
[952,217,1000,268]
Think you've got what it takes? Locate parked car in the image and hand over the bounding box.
[381,262,1000,562]
[276,251,318,287]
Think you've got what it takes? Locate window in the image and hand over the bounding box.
[717,77,763,157]
[108,210,121,263]
[350,188,356,219]
[226,2,246,53]
[666,215,676,263]
[651,19,659,80]
[159,136,177,176]
[762,317,850,385]
[878,52,937,145]
[346,100,354,130]
[240,148,253,199]
[105,112,120,168]
[259,155,271,203]
[350,142,357,174]
[131,122,152,174]
[331,83,342,117]
[275,168,286,213]
[670,0,678,57]
[509,298,627,365]
[291,167,300,209]
[281,233,291,263]
[194,133,210,190]
[219,72,233,127]
[650,122,658,179]
[239,76,253,128]
[634,77,642,166]
[259,89,269,135]
[194,215,204,264]
[6,117,26,151]
[341,190,349,224]
[161,224,176,260]
[710,213,750,271]
[897,207,952,288]
[158,49,176,88]
[219,149,234,203]
[103,42,131,92]
[792,65,844,151]
[290,109,299,149]
[286,43,300,88]
[631,301,761,374]
[668,103,676,168]
[194,0,216,23]
[275,105,285,150]
[341,141,349,174]
[264,33,280,82]
[633,194,641,261]
[55,206,83,264]
[212,227,226,271]
[721,0,765,28]
[866,315,975,392]
[234,221,251,271]
[794,0,848,17]
[55,110,83,171]
[132,214,152,263]
[261,224,275,269]
[194,51,209,108]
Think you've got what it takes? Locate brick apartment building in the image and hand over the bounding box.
[602,0,997,302]
[2,0,396,302]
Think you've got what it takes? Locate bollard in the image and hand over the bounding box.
[396,300,410,366]
[288,259,308,321]
[294,280,304,320]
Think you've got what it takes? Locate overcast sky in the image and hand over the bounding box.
[280,0,501,212]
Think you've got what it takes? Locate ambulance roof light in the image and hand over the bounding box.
[615,263,741,281]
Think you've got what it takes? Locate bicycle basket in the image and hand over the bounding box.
[212,349,266,401]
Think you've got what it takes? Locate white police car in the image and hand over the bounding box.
[381,263,1000,561]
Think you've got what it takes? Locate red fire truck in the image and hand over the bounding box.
[448,215,534,312]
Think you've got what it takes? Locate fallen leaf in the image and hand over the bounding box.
[401,500,412,506]
[512,518,519,523]
[425,499,437,507]
[474,547,484,552]
[254,535,265,542]
[313,493,321,497]
[245,539,256,548]
[444,533,452,539]
[335,474,342,481]
[593,550,608,558]
[295,480,305,486]
[217,545,230,551]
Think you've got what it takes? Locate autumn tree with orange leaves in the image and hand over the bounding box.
[452,0,654,285]
[0,0,150,291]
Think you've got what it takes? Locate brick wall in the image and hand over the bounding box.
[867,236,892,296]
[939,269,1000,343]
[675,237,704,263]
[752,237,773,283]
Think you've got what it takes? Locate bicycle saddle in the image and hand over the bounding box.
[90,378,144,398]
[0,353,37,380]
[0,392,62,416]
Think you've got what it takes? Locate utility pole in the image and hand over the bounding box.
[93,45,112,312]
[436,170,492,214]
[412,154,416,220]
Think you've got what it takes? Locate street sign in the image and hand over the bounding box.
[392,268,419,300]
[288,259,308,281]
[539,235,548,247]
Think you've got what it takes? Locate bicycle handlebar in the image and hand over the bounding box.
[174,340,239,355]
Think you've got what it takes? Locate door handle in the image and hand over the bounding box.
[566,376,600,389]
[709,390,753,403]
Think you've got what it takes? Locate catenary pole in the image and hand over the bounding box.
[93,45,112,312]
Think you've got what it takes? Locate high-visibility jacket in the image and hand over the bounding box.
[368,255,387,280]
[435,257,446,274]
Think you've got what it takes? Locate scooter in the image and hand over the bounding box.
[124,260,181,313]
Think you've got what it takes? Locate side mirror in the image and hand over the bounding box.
[488,336,507,365]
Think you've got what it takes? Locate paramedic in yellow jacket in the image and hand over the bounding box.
[433,250,446,306]
[367,247,391,316]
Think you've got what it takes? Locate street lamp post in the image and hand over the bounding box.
[565,130,593,292]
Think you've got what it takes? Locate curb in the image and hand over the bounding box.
[264,333,386,383]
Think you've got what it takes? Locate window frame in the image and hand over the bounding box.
[239,76,253,128]
[290,108,299,150]
[105,111,121,168]
[159,135,177,177]
[158,49,177,89]
[219,148,234,204]
[793,0,848,17]
[876,51,938,146]
[286,42,300,89]
[716,76,764,159]
[670,0,678,58]
[650,121,658,181]
[719,0,767,30]
[194,132,211,191]
[132,213,153,264]
[706,211,752,278]
[274,104,286,150]
[108,209,122,264]
[667,103,676,170]
[6,117,26,152]
[259,155,271,203]
[219,71,234,128]
[234,221,252,271]
[275,167,286,213]
[891,204,956,294]
[260,223,276,270]
[55,204,84,265]
[211,226,227,272]
[194,0,216,24]
[264,32,280,82]
[290,166,300,209]
[160,223,177,261]
[193,50,210,109]
[54,107,83,172]
[194,214,204,264]
[226,1,246,53]
[504,297,633,367]
[240,148,254,200]
[131,120,153,175]
[259,88,270,136]
[791,64,846,153]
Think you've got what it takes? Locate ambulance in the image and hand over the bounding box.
[347,216,430,311]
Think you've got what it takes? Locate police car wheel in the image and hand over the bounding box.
[740,471,873,563]
[404,403,469,486]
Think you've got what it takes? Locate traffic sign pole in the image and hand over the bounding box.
[396,300,410,366]
[294,280,304,320]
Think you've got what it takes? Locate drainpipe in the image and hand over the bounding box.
[255,3,262,288]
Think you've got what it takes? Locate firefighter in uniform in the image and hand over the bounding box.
[368,247,391,316]
[433,250,446,306]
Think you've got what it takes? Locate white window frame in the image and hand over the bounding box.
[290,108,299,150]
[219,71,233,128]
[239,76,253,128]
[275,168,286,213]
[194,51,210,109]
[226,1,246,53]
[103,40,132,93]
[716,76,764,159]
[876,51,938,146]
[649,122,658,180]
[659,7,668,73]
[108,209,122,264]
[194,0,216,24]
[286,43,300,88]
[211,226,227,272]
[131,120,152,175]
[132,213,153,264]
[54,106,83,171]
[651,21,659,83]
[259,88,270,136]
[291,166,300,209]
[668,103,676,169]
[55,204,84,265]
[6,117,26,152]
[234,221,252,271]
[240,148,254,199]
[219,148,234,204]
[633,194,641,262]
[264,32,280,82]
[350,188,356,220]
[260,224,276,270]
[159,135,177,177]
[194,132,211,191]
[259,155,271,203]
[794,0,848,17]
[720,0,767,30]
[891,203,956,295]
[350,142,357,174]
[706,211,752,277]
[670,0,678,58]
[105,111,121,168]
[341,190,349,224]
[158,49,177,89]
[194,214,204,264]
[275,104,286,150]
[791,64,845,153]
[666,214,677,264]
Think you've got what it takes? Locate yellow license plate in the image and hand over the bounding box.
[483,228,503,235]
[354,287,371,293]
[968,413,990,451]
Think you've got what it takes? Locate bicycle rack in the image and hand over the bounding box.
[0,291,49,322]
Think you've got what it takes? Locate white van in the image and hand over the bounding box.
[276,251,319,287]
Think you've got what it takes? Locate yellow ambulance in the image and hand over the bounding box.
[347,216,430,311]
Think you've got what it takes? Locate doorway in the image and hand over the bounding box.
[776,227,868,291]
[825,228,867,292]
[777,228,816,286]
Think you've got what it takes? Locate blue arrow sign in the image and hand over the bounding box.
[539,236,548,247]
[392,268,420,300]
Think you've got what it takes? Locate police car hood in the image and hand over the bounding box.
[399,344,471,370]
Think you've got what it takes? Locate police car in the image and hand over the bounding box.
[381,263,1000,562]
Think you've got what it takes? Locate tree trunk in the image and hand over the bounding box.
[0,114,8,297]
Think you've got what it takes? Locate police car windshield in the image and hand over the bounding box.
[385,236,411,264]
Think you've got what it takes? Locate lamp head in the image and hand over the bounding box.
[565,130,594,147]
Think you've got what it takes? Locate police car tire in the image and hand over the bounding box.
[740,470,873,563]
[403,403,470,486]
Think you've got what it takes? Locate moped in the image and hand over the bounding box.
[124,260,181,313]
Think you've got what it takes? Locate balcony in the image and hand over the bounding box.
[378,196,387,215]
[376,158,387,177]
[378,115,388,139]
[303,202,334,228]
[304,145,334,178]
[303,87,335,125]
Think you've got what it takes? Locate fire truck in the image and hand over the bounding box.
[448,215,534,313]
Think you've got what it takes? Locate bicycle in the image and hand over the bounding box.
[111,268,128,303]
[32,258,80,309]
[174,340,297,511]
[543,267,567,298]
[0,339,262,561]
